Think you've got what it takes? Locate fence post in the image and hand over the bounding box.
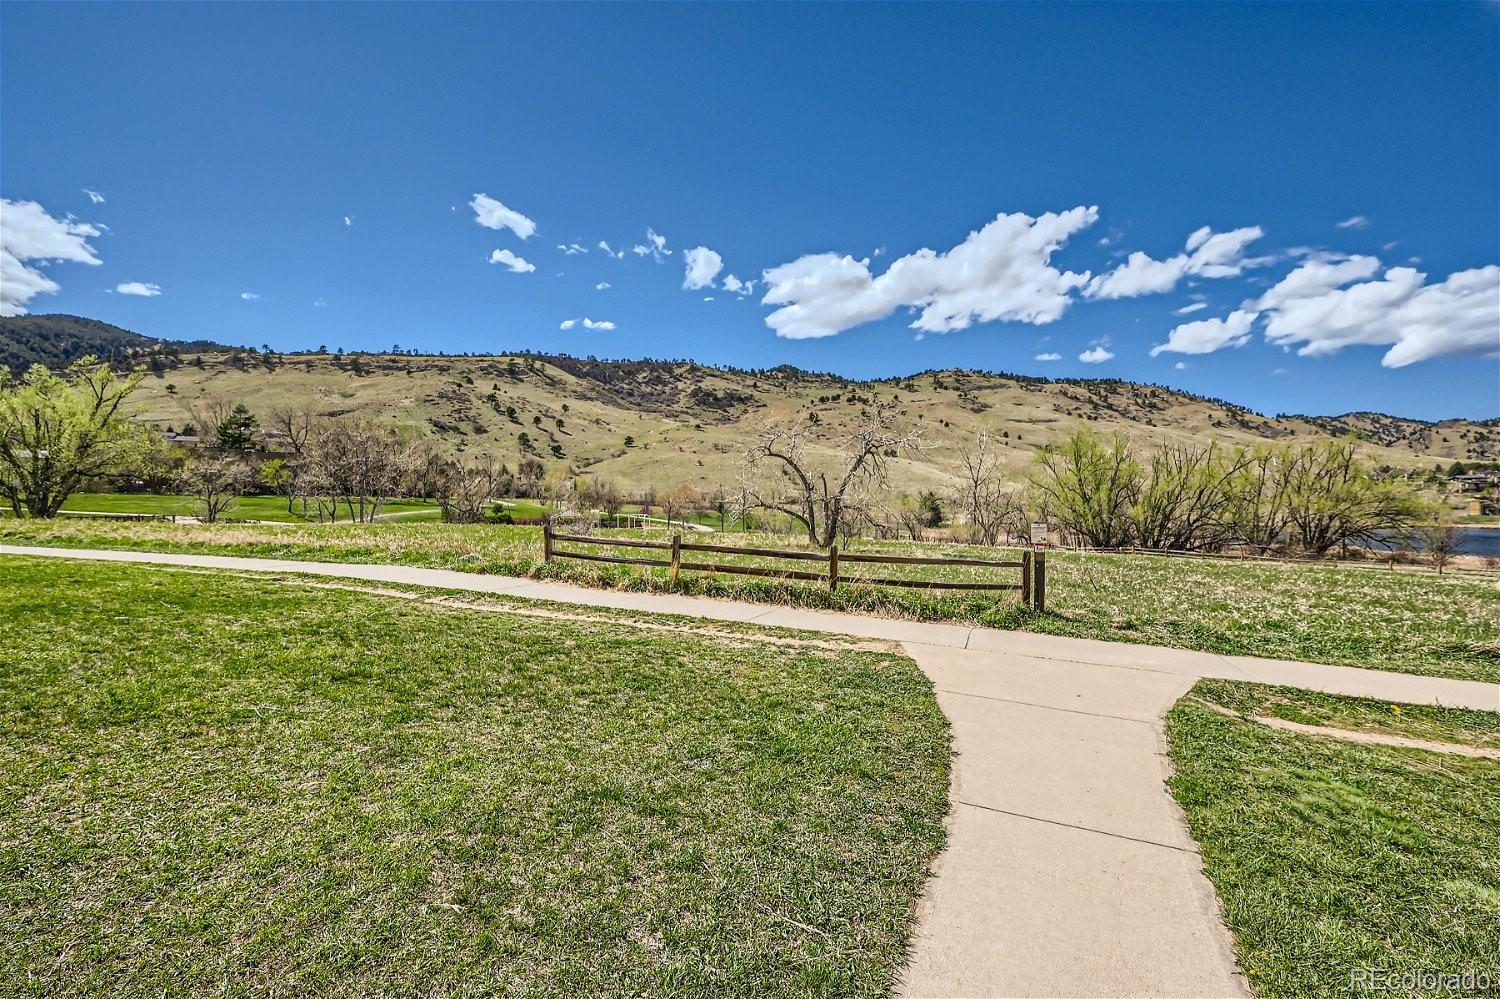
[670,533,682,587]
[1033,550,1046,613]
[543,520,553,562]
[828,543,839,592]
[1021,550,1032,608]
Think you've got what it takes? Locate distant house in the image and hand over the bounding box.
[1453,473,1498,493]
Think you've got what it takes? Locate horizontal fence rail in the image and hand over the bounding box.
[544,525,1044,608]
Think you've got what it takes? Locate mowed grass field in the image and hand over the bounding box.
[55,492,444,523]
[0,558,950,997]
[1167,681,1500,998]
[4,518,1497,682]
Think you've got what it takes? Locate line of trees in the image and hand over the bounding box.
[1020,429,1429,555]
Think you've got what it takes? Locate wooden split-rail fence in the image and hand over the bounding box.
[543,523,1046,610]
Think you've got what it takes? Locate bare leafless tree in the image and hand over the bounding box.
[594,477,625,523]
[435,457,506,523]
[957,431,1026,546]
[301,419,422,522]
[743,407,922,548]
[1419,521,1460,574]
[179,453,253,523]
[661,484,700,528]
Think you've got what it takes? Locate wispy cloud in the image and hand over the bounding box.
[1034,352,1062,361]
[559,317,616,331]
[631,228,671,261]
[1173,301,1208,316]
[595,281,610,291]
[1335,215,1371,230]
[115,281,161,297]
[240,291,260,300]
[83,189,106,205]
[557,242,587,255]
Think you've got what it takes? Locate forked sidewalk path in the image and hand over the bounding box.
[6,545,1498,998]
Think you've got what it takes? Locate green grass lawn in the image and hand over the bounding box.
[0,557,950,997]
[3,518,1497,682]
[57,492,443,523]
[1167,680,1500,998]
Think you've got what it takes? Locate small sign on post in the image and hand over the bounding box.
[1029,522,1049,547]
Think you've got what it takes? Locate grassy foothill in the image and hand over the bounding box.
[0,558,950,997]
[3,517,1498,683]
[1167,680,1500,999]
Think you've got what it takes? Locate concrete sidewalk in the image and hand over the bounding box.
[6,544,1498,998]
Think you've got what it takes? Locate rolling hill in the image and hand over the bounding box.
[0,314,230,374]
[4,314,1495,493]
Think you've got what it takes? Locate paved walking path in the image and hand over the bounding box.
[7,544,1498,998]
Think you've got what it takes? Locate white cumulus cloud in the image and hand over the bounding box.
[1078,345,1115,363]
[1258,262,1500,367]
[240,291,260,300]
[115,281,161,297]
[1152,309,1257,356]
[1034,352,1062,361]
[488,248,536,273]
[760,206,1099,340]
[560,317,616,331]
[0,198,104,316]
[469,193,536,239]
[343,215,353,226]
[682,246,724,290]
[595,282,610,290]
[1084,225,1268,300]
[1151,254,1500,368]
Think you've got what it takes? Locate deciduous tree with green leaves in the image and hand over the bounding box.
[0,359,148,518]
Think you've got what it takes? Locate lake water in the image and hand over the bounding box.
[1364,528,1500,558]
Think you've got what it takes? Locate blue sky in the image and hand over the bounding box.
[2,2,1497,420]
